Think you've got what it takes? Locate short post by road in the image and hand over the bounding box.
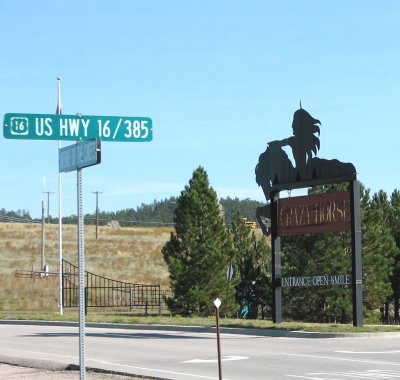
[213,297,222,380]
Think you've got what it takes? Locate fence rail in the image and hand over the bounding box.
[15,269,58,279]
[62,260,162,315]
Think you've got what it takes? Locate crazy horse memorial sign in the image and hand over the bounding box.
[277,190,351,236]
[255,106,363,327]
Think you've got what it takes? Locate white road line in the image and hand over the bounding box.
[310,370,400,379]
[181,356,249,363]
[90,358,234,380]
[0,347,77,361]
[285,375,334,379]
[287,370,400,379]
[0,348,232,380]
[311,371,391,379]
[336,350,400,354]
[282,353,400,366]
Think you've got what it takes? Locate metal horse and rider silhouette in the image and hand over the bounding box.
[255,107,356,235]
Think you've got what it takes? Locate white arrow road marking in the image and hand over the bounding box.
[181,356,249,363]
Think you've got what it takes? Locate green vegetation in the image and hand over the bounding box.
[1,196,263,228]
[3,167,400,326]
[1,311,400,333]
[162,167,237,316]
[231,211,271,319]
[280,184,399,323]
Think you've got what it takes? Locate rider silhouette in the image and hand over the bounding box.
[277,108,321,181]
[255,106,356,235]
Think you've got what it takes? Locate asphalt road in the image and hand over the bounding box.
[1,322,400,379]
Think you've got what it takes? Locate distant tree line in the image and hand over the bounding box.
[1,196,263,227]
[0,208,33,223]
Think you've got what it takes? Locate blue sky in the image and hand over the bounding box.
[1,1,399,219]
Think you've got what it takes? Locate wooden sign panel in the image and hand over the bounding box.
[277,190,351,236]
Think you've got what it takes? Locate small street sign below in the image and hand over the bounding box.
[59,139,101,173]
[3,113,152,142]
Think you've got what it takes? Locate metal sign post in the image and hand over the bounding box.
[350,180,363,327]
[59,140,102,380]
[77,167,86,380]
[270,191,282,324]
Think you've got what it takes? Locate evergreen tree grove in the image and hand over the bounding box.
[363,188,396,312]
[231,211,272,319]
[280,184,397,323]
[162,167,237,316]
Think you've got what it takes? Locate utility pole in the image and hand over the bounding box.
[41,199,46,271]
[92,191,102,239]
[43,191,54,223]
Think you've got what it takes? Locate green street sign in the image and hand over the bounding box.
[59,139,101,173]
[3,113,152,142]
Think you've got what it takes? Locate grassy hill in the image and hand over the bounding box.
[0,222,173,311]
[3,222,400,332]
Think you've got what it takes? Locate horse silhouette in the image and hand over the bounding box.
[255,107,356,235]
[256,107,356,197]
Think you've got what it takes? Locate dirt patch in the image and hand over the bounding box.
[0,363,152,379]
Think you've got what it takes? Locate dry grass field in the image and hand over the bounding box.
[0,222,173,312]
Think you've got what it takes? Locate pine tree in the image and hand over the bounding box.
[365,189,397,315]
[162,167,237,316]
[389,190,400,248]
[231,211,272,319]
[388,190,400,322]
